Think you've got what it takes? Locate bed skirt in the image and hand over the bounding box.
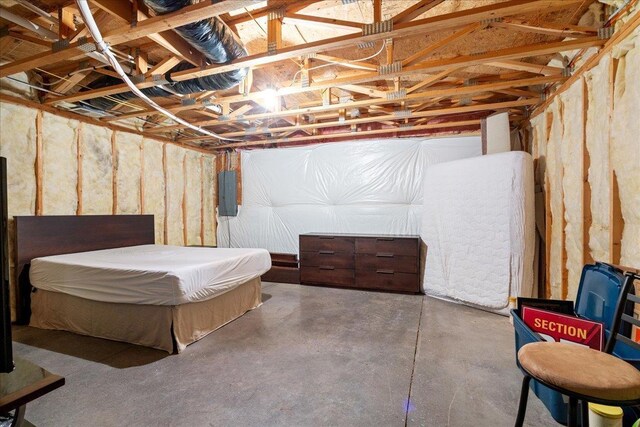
[29,278,262,353]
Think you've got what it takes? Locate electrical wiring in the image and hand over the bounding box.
[289,40,387,87]
[75,0,245,143]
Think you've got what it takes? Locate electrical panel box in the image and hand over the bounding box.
[218,171,238,217]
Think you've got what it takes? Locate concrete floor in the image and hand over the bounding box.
[11,282,557,426]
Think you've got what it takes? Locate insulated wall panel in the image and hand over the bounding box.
[185,151,202,246]
[202,156,216,246]
[0,103,36,319]
[81,124,113,214]
[142,139,165,244]
[611,29,640,267]
[0,103,36,216]
[218,136,481,253]
[546,98,565,299]
[559,83,584,299]
[165,144,185,246]
[115,132,142,214]
[585,54,611,262]
[41,112,78,215]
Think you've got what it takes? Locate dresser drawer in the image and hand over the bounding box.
[300,251,354,269]
[355,237,418,256]
[300,266,355,287]
[355,254,418,274]
[355,271,419,293]
[300,235,355,253]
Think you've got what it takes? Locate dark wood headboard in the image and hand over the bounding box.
[14,215,155,324]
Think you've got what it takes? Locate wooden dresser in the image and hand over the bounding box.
[299,233,421,293]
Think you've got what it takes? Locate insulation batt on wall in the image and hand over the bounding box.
[218,136,481,254]
[611,28,640,268]
[42,112,78,215]
[185,151,202,246]
[202,157,217,246]
[165,144,186,246]
[0,102,36,317]
[142,138,166,244]
[81,123,113,214]
[0,99,217,319]
[559,83,584,300]
[546,98,565,300]
[529,26,640,300]
[116,132,143,214]
[584,54,611,262]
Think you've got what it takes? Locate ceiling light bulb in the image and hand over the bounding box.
[260,88,279,111]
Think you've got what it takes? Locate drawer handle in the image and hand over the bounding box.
[376,252,394,258]
[377,269,394,274]
[319,250,335,255]
[319,236,335,240]
[319,265,335,270]
[376,237,395,241]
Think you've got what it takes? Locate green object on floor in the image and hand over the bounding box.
[632,418,640,427]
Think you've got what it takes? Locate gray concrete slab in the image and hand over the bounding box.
[407,297,557,427]
[10,284,559,426]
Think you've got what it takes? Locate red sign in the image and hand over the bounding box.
[522,306,604,351]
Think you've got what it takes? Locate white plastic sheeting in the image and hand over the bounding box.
[218,136,481,253]
[421,152,535,314]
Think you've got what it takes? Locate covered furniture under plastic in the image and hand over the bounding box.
[218,136,481,254]
[420,151,535,313]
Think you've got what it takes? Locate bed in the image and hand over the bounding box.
[14,215,271,353]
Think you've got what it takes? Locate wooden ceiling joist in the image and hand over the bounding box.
[489,60,565,76]
[0,0,254,77]
[392,0,447,24]
[191,98,537,143]
[490,19,599,38]
[151,75,556,134]
[283,14,364,31]
[60,35,601,110]
[402,23,481,67]
[164,0,585,83]
[215,119,480,149]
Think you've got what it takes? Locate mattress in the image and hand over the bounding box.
[421,151,535,314]
[29,245,271,305]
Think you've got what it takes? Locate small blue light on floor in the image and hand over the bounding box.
[403,398,416,413]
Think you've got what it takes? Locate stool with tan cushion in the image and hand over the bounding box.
[514,271,640,427]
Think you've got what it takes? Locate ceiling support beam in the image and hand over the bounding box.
[0,0,252,76]
[57,35,601,108]
[150,75,556,133]
[191,98,537,142]
[163,0,585,83]
[393,0,446,24]
[489,60,564,76]
[217,118,481,149]
[402,23,481,67]
[283,14,364,31]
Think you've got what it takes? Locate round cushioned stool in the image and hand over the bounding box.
[515,342,640,427]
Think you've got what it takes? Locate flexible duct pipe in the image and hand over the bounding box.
[85,0,249,110]
[75,0,242,142]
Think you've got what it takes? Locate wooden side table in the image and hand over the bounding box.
[0,357,64,427]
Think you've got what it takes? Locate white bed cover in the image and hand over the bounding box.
[29,245,271,305]
[421,151,535,314]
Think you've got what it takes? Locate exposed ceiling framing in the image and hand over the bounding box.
[0,0,617,151]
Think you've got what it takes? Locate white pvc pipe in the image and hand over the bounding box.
[0,7,58,40]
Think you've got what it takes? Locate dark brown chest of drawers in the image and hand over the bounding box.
[299,233,421,293]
